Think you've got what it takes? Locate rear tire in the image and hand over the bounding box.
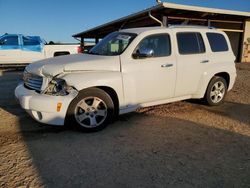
[66,88,114,132]
[205,76,227,106]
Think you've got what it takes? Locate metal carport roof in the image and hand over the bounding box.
[73,2,250,39]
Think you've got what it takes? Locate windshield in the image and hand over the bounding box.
[89,32,137,56]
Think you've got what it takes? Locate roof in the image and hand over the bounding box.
[162,2,250,17]
[73,2,250,38]
[121,26,166,34]
[120,25,218,34]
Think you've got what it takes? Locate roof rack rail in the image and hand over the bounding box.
[168,24,215,29]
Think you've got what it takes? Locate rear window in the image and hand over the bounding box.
[206,33,228,52]
[177,32,205,54]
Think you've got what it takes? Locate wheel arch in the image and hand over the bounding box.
[96,86,119,117]
[214,72,230,88]
[54,51,70,57]
[78,86,120,117]
[193,71,231,99]
[201,72,230,99]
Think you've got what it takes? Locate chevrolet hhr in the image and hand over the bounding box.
[15,26,237,132]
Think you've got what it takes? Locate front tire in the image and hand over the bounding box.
[205,76,227,106]
[66,88,114,132]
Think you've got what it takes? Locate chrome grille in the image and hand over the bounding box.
[23,70,43,92]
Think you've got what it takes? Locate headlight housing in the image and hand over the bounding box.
[44,78,72,96]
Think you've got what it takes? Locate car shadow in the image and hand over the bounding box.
[185,99,250,127]
[16,112,250,188]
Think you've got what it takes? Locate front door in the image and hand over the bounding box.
[121,33,176,106]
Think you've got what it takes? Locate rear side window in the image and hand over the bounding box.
[177,32,205,54]
[206,33,228,52]
[23,37,40,46]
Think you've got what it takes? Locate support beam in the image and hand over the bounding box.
[207,19,211,27]
[210,19,243,24]
[162,16,168,26]
[168,16,243,24]
[218,28,244,32]
[95,38,99,44]
[168,16,206,22]
[80,37,84,48]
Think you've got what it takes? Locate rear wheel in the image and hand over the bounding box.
[205,76,227,106]
[66,88,114,132]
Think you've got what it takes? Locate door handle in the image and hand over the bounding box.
[161,63,173,68]
[201,60,209,63]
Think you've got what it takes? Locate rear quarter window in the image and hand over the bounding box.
[206,33,228,52]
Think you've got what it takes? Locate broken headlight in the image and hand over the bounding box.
[44,78,72,96]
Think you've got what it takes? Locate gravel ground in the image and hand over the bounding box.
[0,64,249,188]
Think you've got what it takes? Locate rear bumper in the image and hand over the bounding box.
[15,83,78,125]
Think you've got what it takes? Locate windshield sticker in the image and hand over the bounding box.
[116,35,131,41]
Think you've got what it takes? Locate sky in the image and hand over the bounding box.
[0,0,250,43]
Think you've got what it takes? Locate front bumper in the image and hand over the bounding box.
[15,83,78,126]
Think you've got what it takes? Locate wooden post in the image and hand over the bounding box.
[80,37,84,48]
[207,19,211,27]
[162,16,168,27]
[95,38,99,44]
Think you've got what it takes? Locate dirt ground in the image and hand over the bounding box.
[0,63,249,188]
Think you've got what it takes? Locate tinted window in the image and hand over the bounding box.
[206,33,228,52]
[23,36,40,45]
[135,34,171,57]
[0,36,18,45]
[177,32,205,54]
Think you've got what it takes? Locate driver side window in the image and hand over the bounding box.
[134,34,171,58]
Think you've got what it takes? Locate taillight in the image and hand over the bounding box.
[77,46,83,53]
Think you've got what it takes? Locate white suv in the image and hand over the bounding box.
[15,26,236,132]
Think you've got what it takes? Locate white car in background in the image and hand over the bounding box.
[15,26,236,132]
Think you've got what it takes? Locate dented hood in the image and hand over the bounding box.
[25,53,120,77]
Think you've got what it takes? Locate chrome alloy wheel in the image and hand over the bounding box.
[74,96,107,128]
[210,81,226,104]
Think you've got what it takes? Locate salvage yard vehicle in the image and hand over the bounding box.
[0,34,80,66]
[15,26,236,132]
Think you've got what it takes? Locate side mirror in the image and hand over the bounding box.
[133,48,154,58]
[0,41,4,45]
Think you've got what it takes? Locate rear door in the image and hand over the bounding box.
[174,31,209,96]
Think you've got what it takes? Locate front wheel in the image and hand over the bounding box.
[66,88,114,132]
[205,76,227,106]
